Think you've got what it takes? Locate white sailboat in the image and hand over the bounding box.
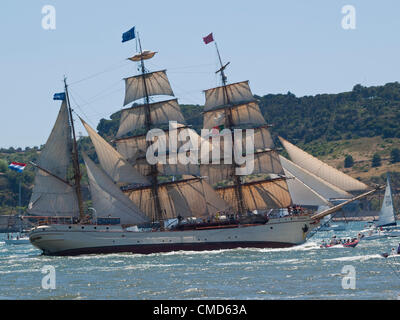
[360,175,397,240]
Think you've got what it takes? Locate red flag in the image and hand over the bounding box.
[203,33,214,45]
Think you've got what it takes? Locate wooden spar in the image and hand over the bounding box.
[136,32,163,224]
[311,186,384,220]
[64,78,85,221]
[213,39,245,215]
[29,161,71,186]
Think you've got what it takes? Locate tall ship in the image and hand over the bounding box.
[27,30,378,256]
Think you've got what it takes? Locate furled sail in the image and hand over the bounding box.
[216,178,292,212]
[376,176,396,227]
[204,81,256,111]
[128,50,157,62]
[279,137,368,192]
[81,118,150,186]
[203,102,265,129]
[28,101,79,217]
[279,156,352,199]
[83,154,149,225]
[117,99,185,138]
[124,70,174,106]
[124,178,230,221]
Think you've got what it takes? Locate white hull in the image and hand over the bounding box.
[29,216,318,256]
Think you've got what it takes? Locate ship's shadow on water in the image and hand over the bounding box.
[1,222,400,300]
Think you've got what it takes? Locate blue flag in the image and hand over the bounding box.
[122,26,136,43]
[53,92,66,101]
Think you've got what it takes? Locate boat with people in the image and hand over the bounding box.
[320,235,360,248]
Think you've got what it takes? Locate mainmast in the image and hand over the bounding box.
[213,40,246,215]
[136,33,164,225]
[202,34,292,214]
[64,77,85,221]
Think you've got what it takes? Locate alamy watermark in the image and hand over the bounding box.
[41,265,56,290]
[145,121,255,175]
[41,5,56,30]
[341,265,356,290]
[341,5,356,30]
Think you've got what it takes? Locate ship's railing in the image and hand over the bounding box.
[21,216,121,227]
[22,216,75,226]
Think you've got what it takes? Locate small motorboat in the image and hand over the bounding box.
[359,229,389,240]
[4,233,30,245]
[320,236,360,248]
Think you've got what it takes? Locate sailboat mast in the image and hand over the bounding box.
[214,42,246,215]
[136,33,163,225]
[64,77,85,221]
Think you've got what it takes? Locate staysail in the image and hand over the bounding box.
[81,118,150,186]
[279,155,352,200]
[83,154,149,225]
[279,137,368,192]
[283,167,332,207]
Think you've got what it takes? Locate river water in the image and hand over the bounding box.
[0,221,399,300]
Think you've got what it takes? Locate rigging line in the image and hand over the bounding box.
[68,60,130,86]
[69,80,124,109]
[68,92,96,128]
[147,61,215,71]
[143,61,207,105]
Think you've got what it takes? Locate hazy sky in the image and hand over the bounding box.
[1,0,400,148]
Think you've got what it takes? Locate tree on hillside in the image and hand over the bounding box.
[391,148,400,163]
[372,153,381,167]
[0,159,7,173]
[344,155,354,168]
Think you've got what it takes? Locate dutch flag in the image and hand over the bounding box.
[8,162,26,173]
